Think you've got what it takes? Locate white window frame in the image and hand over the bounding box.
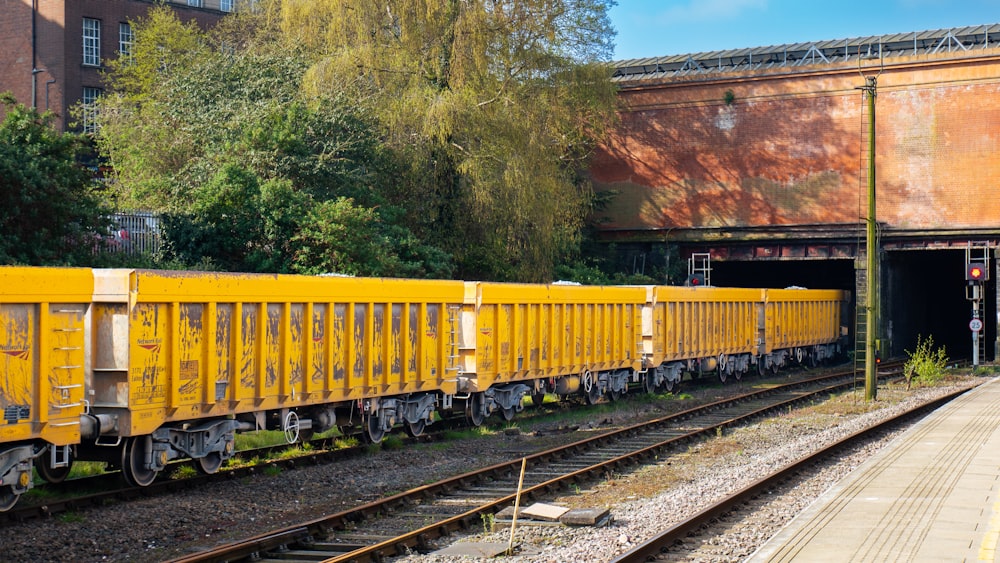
[187,0,204,7]
[82,87,101,133]
[220,0,234,12]
[83,18,101,66]
[119,22,134,59]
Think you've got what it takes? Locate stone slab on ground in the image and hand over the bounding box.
[560,507,612,527]
[431,542,511,557]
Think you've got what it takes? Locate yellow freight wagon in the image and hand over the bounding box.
[0,267,92,509]
[457,282,646,423]
[83,269,465,485]
[762,288,846,369]
[643,286,764,390]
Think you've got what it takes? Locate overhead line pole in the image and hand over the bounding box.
[862,73,878,402]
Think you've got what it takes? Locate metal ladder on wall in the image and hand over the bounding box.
[854,80,874,376]
[854,258,868,372]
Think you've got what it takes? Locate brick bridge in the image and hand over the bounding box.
[589,25,1000,361]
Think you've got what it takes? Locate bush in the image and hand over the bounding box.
[903,335,949,388]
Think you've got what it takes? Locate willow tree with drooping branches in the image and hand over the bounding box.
[263,0,619,281]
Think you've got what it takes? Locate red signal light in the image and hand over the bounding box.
[686,273,705,286]
[967,263,987,282]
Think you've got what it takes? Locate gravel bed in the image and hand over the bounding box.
[392,377,983,563]
[0,374,980,562]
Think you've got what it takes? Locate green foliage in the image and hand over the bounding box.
[904,335,949,388]
[291,197,453,278]
[96,7,452,278]
[0,93,111,265]
[266,0,620,281]
[973,365,1000,376]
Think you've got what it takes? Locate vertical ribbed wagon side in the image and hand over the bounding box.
[456,282,646,422]
[0,267,93,510]
[84,269,465,485]
[644,286,765,388]
[761,288,846,367]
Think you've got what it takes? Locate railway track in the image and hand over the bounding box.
[167,364,898,563]
[0,415,475,526]
[609,384,970,562]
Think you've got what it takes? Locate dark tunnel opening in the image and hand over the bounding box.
[707,252,994,363]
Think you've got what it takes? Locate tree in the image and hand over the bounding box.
[0,93,110,265]
[96,7,451,276]
[261,0,619,281]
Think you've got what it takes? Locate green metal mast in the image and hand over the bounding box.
[862,74,878,402]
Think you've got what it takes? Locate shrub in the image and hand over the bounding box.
[904,335,949,388]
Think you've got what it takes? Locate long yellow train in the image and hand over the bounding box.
[0,267,847,510]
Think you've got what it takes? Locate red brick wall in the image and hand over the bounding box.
[1,0,224,129]
[0,1,34,107]
[591,52,1000,235]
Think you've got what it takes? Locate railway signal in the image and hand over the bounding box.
[966,262,987,282]
[686,273,706,286]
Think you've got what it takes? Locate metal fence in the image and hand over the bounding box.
[106,212,162,255]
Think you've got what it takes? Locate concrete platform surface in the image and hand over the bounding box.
[750,377,1000,563]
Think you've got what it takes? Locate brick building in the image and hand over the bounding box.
[0,0,235,131]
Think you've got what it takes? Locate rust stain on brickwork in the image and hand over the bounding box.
[592,54,1000,234]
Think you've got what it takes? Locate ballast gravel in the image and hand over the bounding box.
[0,375,981,563]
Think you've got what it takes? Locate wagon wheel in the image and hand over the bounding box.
[530,392,547,408]
[606,388,623,402]
[404,419,427,438]
[500,406,516,422]
[122,436,158,488]
[583,371,601,405]
[733,363,744,382]
[770,358,780,374]
[662,376,676,393]
[807,348,818,367]
[717,355,729,384]
[363,412,386,444]
[466,392,487,427]
[197,452,224,475]
[283,411,301,444]
[0,486,17,512]
[35,454,73,484]
[756,358,766,376]
[643,371,658,395]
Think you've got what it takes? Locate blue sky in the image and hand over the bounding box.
[609,0,999,60]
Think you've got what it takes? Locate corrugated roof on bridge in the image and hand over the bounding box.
[612,23,1000,82]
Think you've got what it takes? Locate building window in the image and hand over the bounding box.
[82,87,101,133]
[119,22,134,59]
[83,18,101,66]
[188,0,203,7]
[220,0,234,12]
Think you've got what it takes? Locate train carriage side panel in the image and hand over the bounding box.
[90,270,464,436]
[762,289,846,354]
[648,286,763,367]
[0,267,92,448]
[467,283,645,392]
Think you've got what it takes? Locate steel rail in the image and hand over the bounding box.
[609,386,971,563]
[167,364,899,563]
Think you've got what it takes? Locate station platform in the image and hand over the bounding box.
[750,376,1000,563]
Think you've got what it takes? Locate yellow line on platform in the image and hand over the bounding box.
[979,501,1000,562]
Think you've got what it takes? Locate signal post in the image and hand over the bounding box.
[965,245,989,366]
